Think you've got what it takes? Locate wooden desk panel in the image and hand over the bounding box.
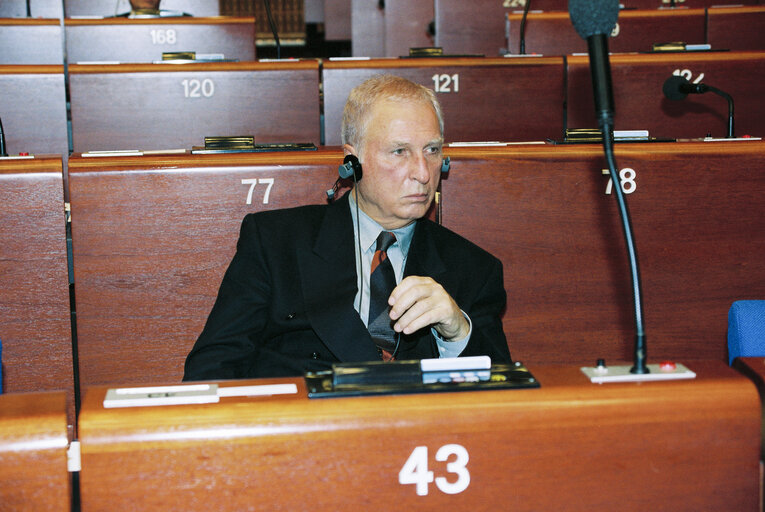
[567,52,765,139]
[0,156,74,422]
[436,3,707,57]
[440,141,765,365]
[69,61,321,152]
[0,391,70,511]
[707,7,765,52]
[733,357,765,459]
[64,0,220,17]
[350,0,384,57]
[0,0,63,18]
[0,66,69,156]
[384,0,434,57]
[506,9,706,55]
[67,149,342,389]
[324,0,351,41]
[322,57,565,145]
[65,17,255,64]
[0,19,63,64]
[434,0,570,56]
[78,361,759,511]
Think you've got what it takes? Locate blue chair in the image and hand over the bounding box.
[728,300,765,364]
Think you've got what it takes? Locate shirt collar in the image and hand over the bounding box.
[348,191,416,256]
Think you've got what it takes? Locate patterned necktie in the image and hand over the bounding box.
[368,231,397,361]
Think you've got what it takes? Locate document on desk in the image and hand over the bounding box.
[103,382,298,408]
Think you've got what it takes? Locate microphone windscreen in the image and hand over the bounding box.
[568,0,620,39]
[662,75,689,100]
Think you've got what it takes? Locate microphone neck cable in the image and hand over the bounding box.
[263,0,281,59]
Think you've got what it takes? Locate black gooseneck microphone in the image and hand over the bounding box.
[263,0,281,59]
[519,0,532,55]
[569,0,648,374]
[663,75,735,138]
[0,117,8,157]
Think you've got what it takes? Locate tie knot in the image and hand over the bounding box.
[376,231,396,253]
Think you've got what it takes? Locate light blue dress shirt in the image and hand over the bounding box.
[348,192,470,358]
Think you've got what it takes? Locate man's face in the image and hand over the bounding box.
[349,98,443,230]
[130,0,161,10]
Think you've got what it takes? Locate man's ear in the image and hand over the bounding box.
[342,144,357,158]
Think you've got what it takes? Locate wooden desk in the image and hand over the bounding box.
[77,361,759,511]
[707,6,765,52]
[324,0,351,41]
[65,16,256,64]
[384,0,434,57]
[350,0,384,57]
[64,0,220,18]
[68,60,321,152]
[567,51,765,139]
[322,57,565,145]
[436,3,707,57]
[0,0,63,18]
[733,357,765,460]
[0,18,64,64]
[0,391,70,511]
[506,9,706,55]
[67,149,341,390]
[0,156,74,424]
[440,140,765,365]
[0,65,69,157]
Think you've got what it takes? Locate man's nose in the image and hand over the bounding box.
[410,153,432,183]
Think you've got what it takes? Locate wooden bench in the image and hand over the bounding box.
[566,51,765,139]
[0,156,74,423]
[0,65,69,157]
[506,9,707,55]
[0,18,63,64]
[77,361,759,510]
[67,149,342,390]
[65,16,256,64]
[440,140,765,365]
[0,391,70,511]
[64,0,220,17]
[68,60,321,152]
[0,0,62,18]
[707,6,765,52]
[322,56,565,145]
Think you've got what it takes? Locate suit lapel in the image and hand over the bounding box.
[404,220,447,280]
[299,193,380,362]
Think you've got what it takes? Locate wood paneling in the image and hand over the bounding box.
[707,6,765,52]
[440,141,765,365]
[0,19,63,64]
[69,60,321,152]
[67,149,343,389]
[0,157,73,417]
[64,0,220,17]
[567,51,765,139]
[65,17,256,64]
[0,65,69,156]
[0,391,70,511]
[322,57,565,145]
[78,361,759,511]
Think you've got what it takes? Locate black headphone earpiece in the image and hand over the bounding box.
[338,154,363,181]
[441,156,450,174]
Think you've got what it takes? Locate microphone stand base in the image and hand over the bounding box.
[581,363,696,384]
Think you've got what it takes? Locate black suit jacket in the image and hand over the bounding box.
[183,193,510,381]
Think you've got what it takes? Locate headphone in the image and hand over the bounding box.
[327,154,451,202]
[338,154,451,180]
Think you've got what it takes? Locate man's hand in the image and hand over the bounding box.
[388,276,469,341]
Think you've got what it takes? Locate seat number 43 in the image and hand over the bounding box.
[398,444,470,496]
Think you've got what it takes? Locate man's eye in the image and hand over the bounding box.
[392,148,405,155]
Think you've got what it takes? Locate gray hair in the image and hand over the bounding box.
[340,74,444,152]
